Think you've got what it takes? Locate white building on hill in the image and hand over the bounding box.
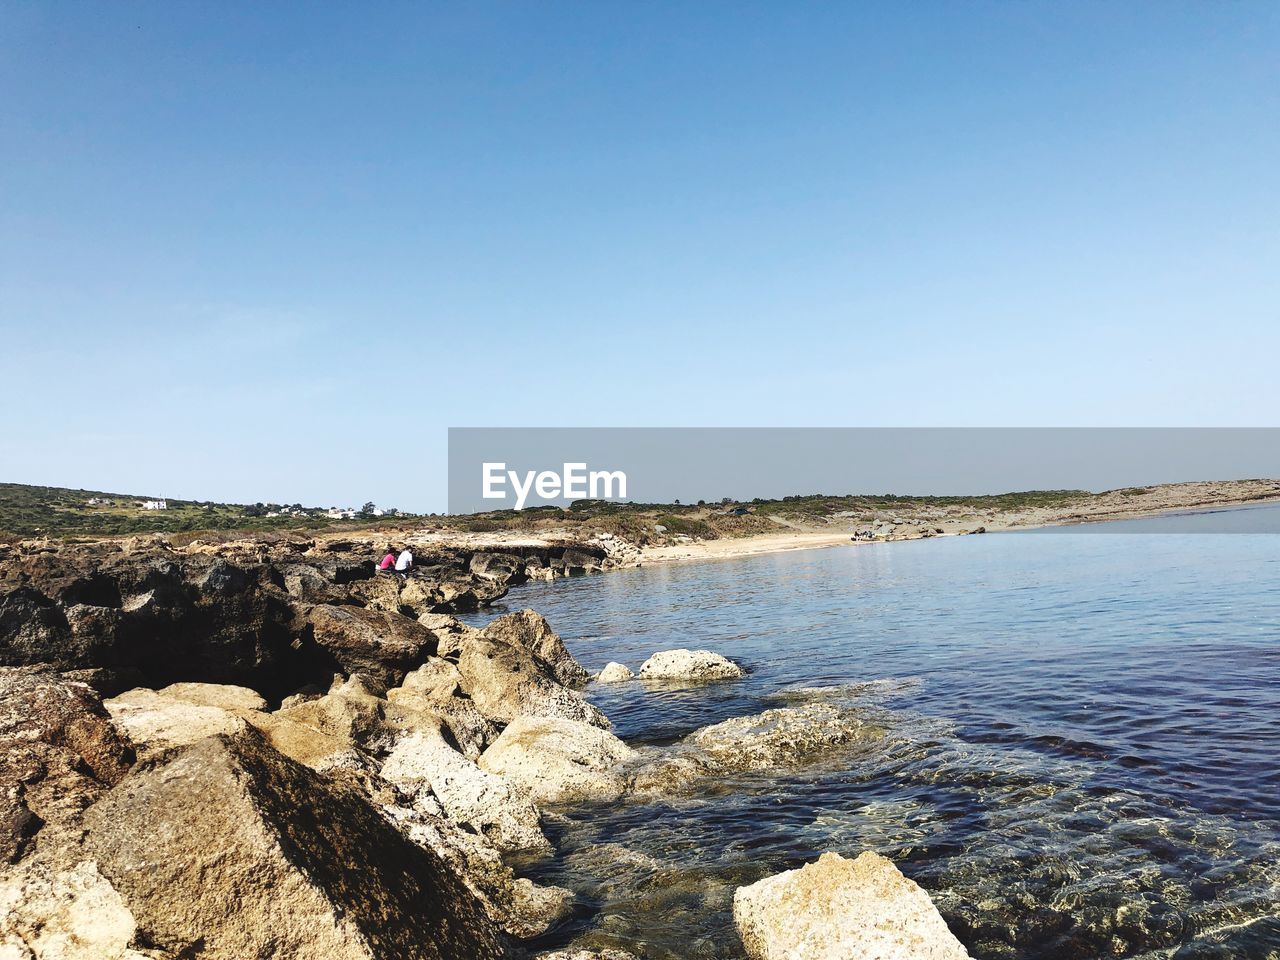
[140,499,168,510]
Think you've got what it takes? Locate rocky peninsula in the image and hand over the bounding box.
[0,529,973,959]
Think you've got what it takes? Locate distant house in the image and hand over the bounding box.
[326,507,357,519]
[140,499,168,511]
[86,497,110,507]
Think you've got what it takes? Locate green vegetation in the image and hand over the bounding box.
[0,483,415,539]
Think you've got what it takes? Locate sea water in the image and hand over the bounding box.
[465,508,1280,959]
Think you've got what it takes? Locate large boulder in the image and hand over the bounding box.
[595,662,633,684]
[381,728,550,854]
[480,609,589,687]
[82,729,508,960]
[637,649,743,682]
[632,704,879,794]
[456,635,609,730]
[301,604,436,687]
[479,716,635,805]
[732,851,971,960]
[1,667,133,863]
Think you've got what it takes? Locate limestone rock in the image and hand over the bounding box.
[1,667,133,863]
[509,878,573,939]
[732,851,971,960]
[104,688,248,757]
[0,858,167,960]
[595,662,633,684]
[479,716,635,805]
[457,634,609,730]
[83,729,508,960]
[381,728,550,854]
[481,609,589,687]
[637,649,743,682]
[302,604,436,687]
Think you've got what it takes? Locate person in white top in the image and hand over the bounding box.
[394,548,414,575]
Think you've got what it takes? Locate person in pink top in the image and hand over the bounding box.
[377,548,397,573]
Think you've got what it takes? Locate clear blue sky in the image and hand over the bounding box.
[2,2,1277,512]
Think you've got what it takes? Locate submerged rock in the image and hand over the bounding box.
[732,851,971,960]
[82,728,508,959]
[638,649,743,682]
[631,704,880,794]
[479,716,636,805]
[595,662,634,684]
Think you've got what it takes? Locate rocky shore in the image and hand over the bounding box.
[1,533,970,959]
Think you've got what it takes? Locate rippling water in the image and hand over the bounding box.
[466,511,1280,959]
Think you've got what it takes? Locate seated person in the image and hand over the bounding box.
[377,548,397,573]
[395,547,414,576]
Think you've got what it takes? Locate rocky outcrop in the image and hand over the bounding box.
[631,704,880,794]
[479,716,636,805]
[82,729,509,959]
[387,658,499,759]
[299,604,436,688]
[732,851,971,960]
[637,649,744,682]
[595,662,634,683]
[481,609,590,687]
[1,667,133,863]
[456,634,609,730]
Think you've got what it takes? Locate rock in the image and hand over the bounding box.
[381,728,550,854]
[385,684,498,760]
[479,716,635,805]
[536,952,640,960]
[82,728,508,959]
[631,704,879,795]
[301,605,436,688]
[57,667,145,699]
[0,858,166,959]
[104,688,249,757]
[509,878,573,939]
[595,662,633,684]
[480,609,589,687]
[637,649,744,682]
[456,634,610,730]
[732,851,971,960]
[1,667,133,863]
[154,681,267,712]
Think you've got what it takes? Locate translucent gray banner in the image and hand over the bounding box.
[447,427,1280,528]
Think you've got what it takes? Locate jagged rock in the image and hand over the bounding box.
[152,681,267,712]
[385,667,499,760]
[0,858,168,959]
[479,716,635,805]
[1,667,133,863]
[274,675,389,747]
[733,851,971,960]
[301,604,436,687]
[105,688,249,756]
[57,667,145,699]
[469,553,525,584]
[457,634,609,730]
[480,609,589,687]
[595,662,633,684]
[82,729,508,959]
[637,649,743,682]
[631,704,879,794]
[509,878,573,939]
[381,727,550,854]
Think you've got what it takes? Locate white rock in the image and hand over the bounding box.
[479,716,636,805]
[382,729,550,854]
[732,851,971,960]
[595,662,634,684]
[638,649,743,682]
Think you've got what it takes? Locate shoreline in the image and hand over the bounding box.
[637,491,1280,567]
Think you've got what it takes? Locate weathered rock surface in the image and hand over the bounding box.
[631,704,880,794]
[82,729,509,959]
[387,658,500,759]
[536,950,640,960]
[381,728,550,854]
[457,634,609,730]
[479,716,636,805]
[638,649,744,682]
[732,851,971,960]
[0,858,168,960]
[300,604,436,688]
[1,667,133,863]
[595,662,634,683]
[481,609,589,687]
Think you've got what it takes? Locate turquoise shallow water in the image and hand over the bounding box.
[466,511,1280,959]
